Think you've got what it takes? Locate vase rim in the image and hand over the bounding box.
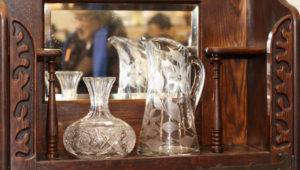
[83,77,116,81]
[55,71,83,74]
[148,37,189,55]
[108,36,145,53]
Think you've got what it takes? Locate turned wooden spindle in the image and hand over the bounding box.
[46,55,58,158]
[37,49,61,159]
[204,47,267,153]
[210,56,223,153]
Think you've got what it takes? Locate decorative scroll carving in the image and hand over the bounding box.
[267,15,294,161]
[10,18,35,167]
[274,21,293,147]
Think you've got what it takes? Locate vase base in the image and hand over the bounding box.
[137,146,200,157]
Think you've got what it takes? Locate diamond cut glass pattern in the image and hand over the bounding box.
[63,77,136,159]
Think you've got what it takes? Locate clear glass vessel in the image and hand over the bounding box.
[63,77,136,159]
[108,36,148,97]
[44,71,49,96]
[137,37,205,156]
[55,71,82,100]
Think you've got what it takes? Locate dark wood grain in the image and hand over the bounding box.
[9,19,36,170]
[210,56,222,153]
[267,14,294,163]
[276,1,300,169]
[0,0,8,169]
[36,145,270,170]
[4,0,42,168]
[247,0,289,47]
[287,1,300,169]
[204,46,268,153]
[245,0,289,156]
[204,46,268,152]
[201,0,248,146]
[246,53,269,151]
[5,0,43,47]
[37,49,62,59]
[1,0,299,169]
[36,49,62,159]
[46,54,59,159]
[204,47,266,56]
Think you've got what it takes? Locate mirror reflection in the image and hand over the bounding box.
[44,3,199,100]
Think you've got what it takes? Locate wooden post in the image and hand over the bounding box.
[46,55,58,159]
[205,47,266,153]
[36,49,61,159]
[210,56,223,153]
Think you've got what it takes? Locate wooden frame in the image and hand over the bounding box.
[0,0,300,169]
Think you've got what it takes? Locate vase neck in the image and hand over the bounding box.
[90,94,109,111]
[83,77,116,116]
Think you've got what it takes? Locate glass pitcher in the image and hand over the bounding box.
[137,37,205,156]
[108,36,148,98]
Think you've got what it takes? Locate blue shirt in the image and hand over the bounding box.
[93,26,108,77]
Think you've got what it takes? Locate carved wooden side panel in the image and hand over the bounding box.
[10,19,36,170]
[267,15,294,162]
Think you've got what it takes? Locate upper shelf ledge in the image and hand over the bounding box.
[36,48,62,59]
[204,47,266,58]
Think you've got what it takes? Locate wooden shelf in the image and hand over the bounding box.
[204,47,266,57]
[36,145,270,170]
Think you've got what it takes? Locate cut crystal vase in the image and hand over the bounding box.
[63,77,136,159]
[55,71,82,100]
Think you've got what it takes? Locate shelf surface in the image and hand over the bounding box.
[37,145,270,170]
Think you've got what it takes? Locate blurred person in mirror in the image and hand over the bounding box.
[143,13,172,39]
[62,10,126,92]
[45,25,65,70]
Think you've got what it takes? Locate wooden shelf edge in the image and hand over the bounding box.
[36,146,270,170]
[36,48,62,60]
[36,152,270,170]
[204,46,266,57]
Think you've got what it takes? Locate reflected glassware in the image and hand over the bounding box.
[63,77,136,159]
[108,36,148,97]
[137,37,205,156]
[44,71,50,96]
[55,71,83,100]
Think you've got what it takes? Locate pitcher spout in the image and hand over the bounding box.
[108,36,148,96]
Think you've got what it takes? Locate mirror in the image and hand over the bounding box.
[44,3,199,100]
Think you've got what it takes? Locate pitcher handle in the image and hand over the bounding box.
[188,56,205,112]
